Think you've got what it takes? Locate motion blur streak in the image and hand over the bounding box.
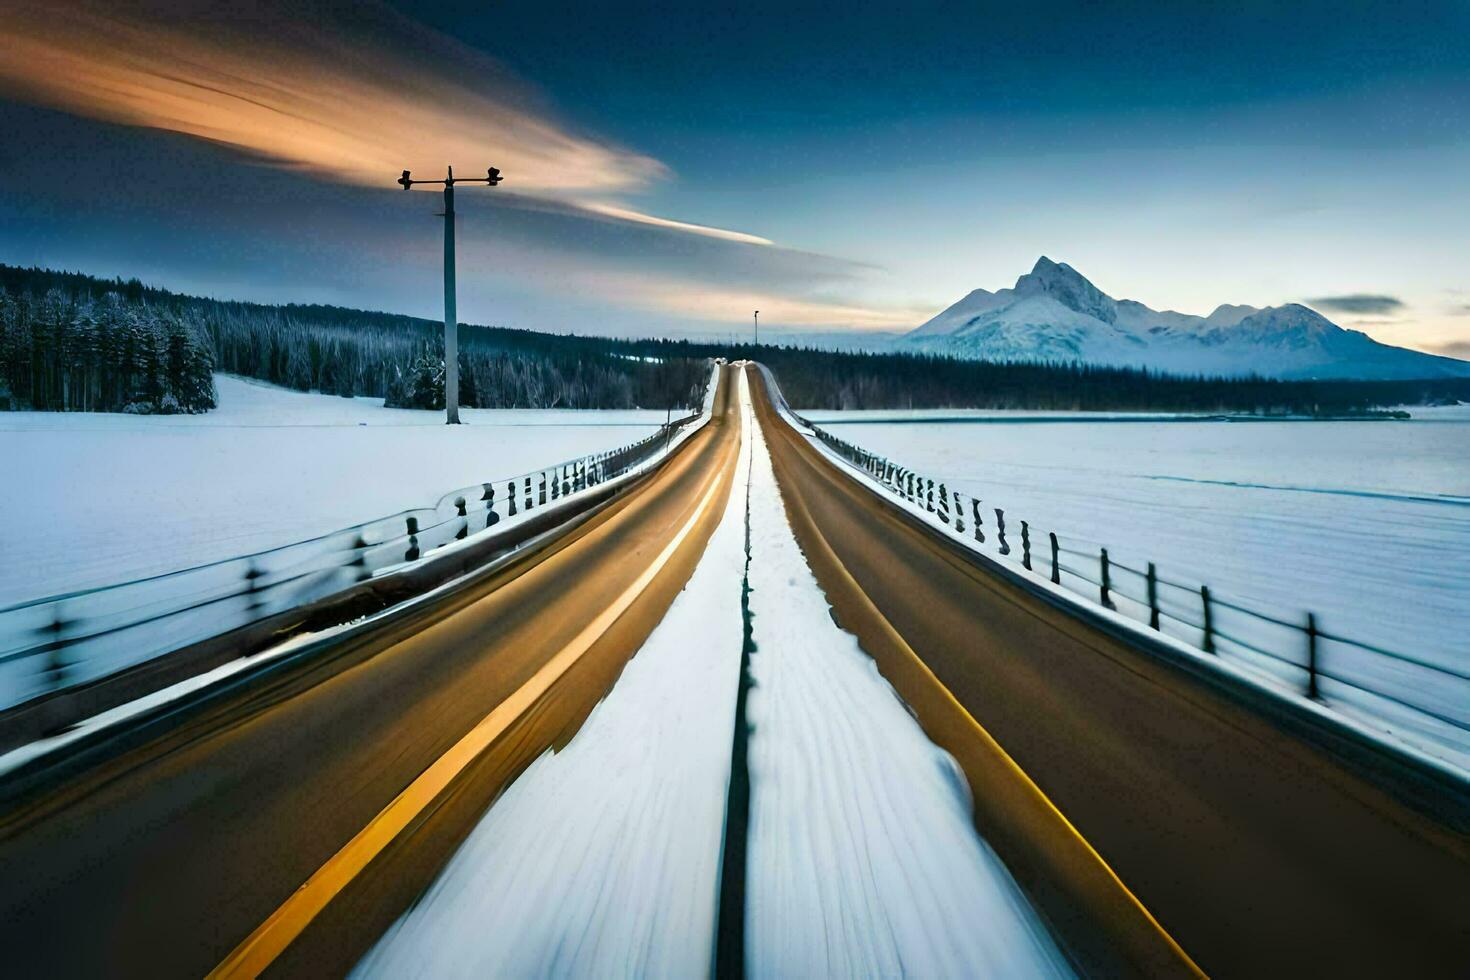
[0,0,760,245]
[576,202,774,247]
[576,269,927,331]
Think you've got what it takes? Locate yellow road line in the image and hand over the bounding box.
[209,414,740,979]
[753,377,1203,977]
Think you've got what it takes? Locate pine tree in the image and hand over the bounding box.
[0,288,15,409]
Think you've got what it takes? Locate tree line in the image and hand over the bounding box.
[694,343,1470,414]
[0,286,216,414]
[4,264,1465,417]
[0,265,709,413]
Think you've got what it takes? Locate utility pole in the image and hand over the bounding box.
[753,310,759,348]
[398,165,503,424]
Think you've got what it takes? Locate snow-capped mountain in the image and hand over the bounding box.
[901,257,1470,380]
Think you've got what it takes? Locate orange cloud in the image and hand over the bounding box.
[0,0,928,332]
[0,0,759,244]
[568,270,925,332]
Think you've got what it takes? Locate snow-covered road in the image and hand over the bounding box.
[353,384,749,978]
[355,368,1069,978]
[742,376,1072,977]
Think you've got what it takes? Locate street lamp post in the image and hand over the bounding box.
[398,165,503,424]
[753,310,759,348]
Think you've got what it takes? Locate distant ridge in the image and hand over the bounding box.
[901,257,1470,380]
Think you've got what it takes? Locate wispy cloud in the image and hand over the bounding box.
[0,99,911,334]
[576,203,773,246]
[569,270,925,331]
[0,0,757,245]
[0,0,937,332]
[1305,293,1405,315]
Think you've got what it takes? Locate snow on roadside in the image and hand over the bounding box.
[800,413,1469,672]
[353,386,750,978]
[0,374,666,605]
[353,369,1070,976]
[795,411,1470,767]
[743,375,1072,978]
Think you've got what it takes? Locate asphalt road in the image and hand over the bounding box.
[750,367,1470,978]
[2,360,1464,978]
[0,365,741,979]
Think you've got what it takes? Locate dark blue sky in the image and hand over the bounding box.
[1,0,1467,351]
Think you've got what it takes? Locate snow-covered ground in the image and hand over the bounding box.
[355,385,749,979]
[0,374,666,606]
[804,406,1470,763]
[357,371,1070,977]
[744,383,1071,977]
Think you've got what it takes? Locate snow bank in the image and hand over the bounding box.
[802,414,1469,667]
[353,380,748,978]
[0,375,665,606]
[353,368,1069,977]
[796,410,1470,768]
[743,377,1072,977]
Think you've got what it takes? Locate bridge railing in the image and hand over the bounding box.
[788,410,1469,761]
[0,400,709,716]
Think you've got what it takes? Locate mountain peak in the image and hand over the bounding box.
[1014,256,1117,324]
[1204,303,1259,329]
[901,257,1470,379]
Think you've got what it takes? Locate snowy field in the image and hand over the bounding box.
[805,406,1470,761]
[0,375,666,606]
[358,371,1069,977]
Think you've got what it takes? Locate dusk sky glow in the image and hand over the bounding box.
[1,0,1467,352]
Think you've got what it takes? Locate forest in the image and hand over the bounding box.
[0,266,709,413]
[0,283,216,414]
[3,264,1466,416]
[706,344,1470,415]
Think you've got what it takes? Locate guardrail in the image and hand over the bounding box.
[772,392,1468,763]
[0,383,715,717]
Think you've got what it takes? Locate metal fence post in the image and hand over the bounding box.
[244,559,265,613]
[1306,612,1319,700]
[938,484,950,525]
[405,517,420,561]
[1021,521,1032,570]
[926,479,935,513]
[44,604,68,687]
[349,534,370,581]
[524,476,533,510]
[1100,548,1114,608]
[539,473,547,506]
[455,497,469,540]
[954,491,965,533]
[1146,562,1159,629]
[996,508,1010,555]
[972,500,985,543]
[1201,586,1215,653]
[1049,532,1060,584]
[482,484,499,527]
